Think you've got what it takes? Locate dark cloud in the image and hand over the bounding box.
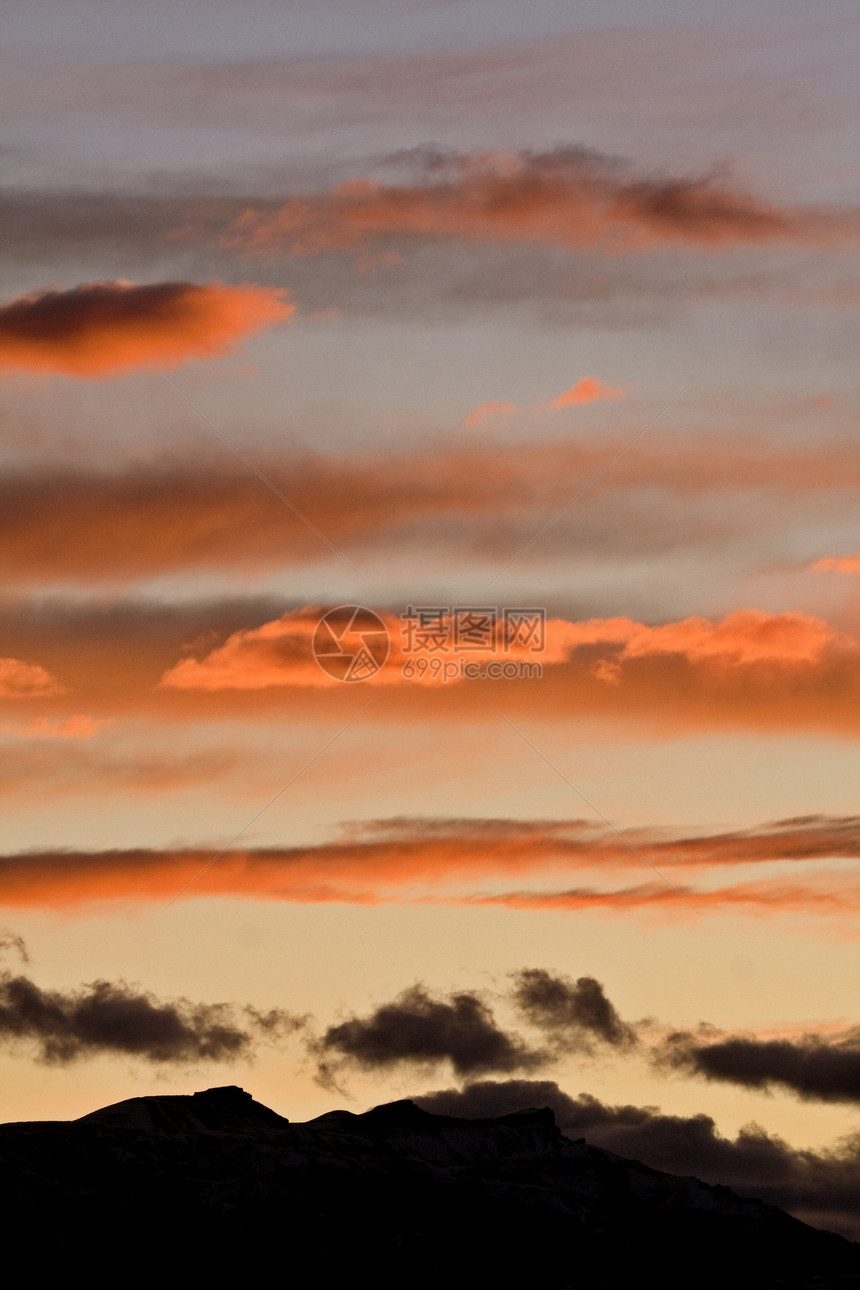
[310,971,633,1090]
[0,954,301,1065]
[312,984,546,1086]
[510,968,636,1049]
[0,279,290,376]
[0,929,28,963]
[414,1079,860,1241]
[658,1027,860,1105]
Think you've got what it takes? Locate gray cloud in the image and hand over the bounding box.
[0,949,302,1066]
[311,970,637,1088]
[510,968,636,1050]
[312,983,547,1086]
[7,184,837,327]
[657,1027,860,1105]
[0,188,214,275]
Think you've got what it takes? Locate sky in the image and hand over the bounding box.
[2,0,860,1240]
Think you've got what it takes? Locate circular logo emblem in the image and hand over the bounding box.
[312,605,390,683]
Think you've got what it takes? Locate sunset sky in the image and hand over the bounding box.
[2,0,860,1238]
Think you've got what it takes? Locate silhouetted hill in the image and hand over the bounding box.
[1,1086,857,1287]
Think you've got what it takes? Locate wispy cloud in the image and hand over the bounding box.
[21,715,114,740]
[3,813,860,915]
[0,742,243,801]
[467,880,857,918]
[464,400,517,427]
[227,148,804,257]
[811,554,860,575]
[541,376,625,411]
[465,376,623,426]
[2,435,858,586]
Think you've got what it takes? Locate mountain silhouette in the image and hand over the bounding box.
[2,1085,857,1286]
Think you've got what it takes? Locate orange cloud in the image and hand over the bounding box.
[812,554,860,574]
[228,149,796,257]
[160,606,376,691]
[159,605,560,691]
[0,742,242,801]
[0,279,293,377]
[159,607,847,692]
[2,813,859,914]
[23,715,114,740]
[469,880,857,918]
[466,380,621,425]
[543,377,624,410]
[464,400,518,427]
[567,610,843,668]
[4,437,860,587]
[0,657,66,699]
[4,592,860,739]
